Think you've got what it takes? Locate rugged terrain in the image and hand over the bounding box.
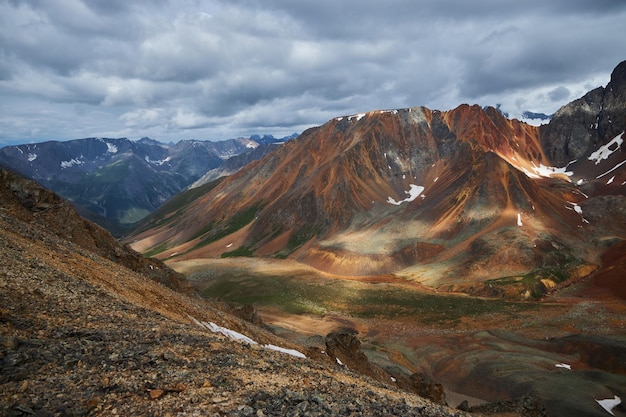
[124,61,626,417]
[1,168,477,416]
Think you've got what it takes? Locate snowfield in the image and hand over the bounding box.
[596,395,621,416]
[589,132,624,165]
[387,184,425,205]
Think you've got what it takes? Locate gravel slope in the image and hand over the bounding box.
[0,208,471,417]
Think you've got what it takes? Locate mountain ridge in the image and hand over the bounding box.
[0,134,295,234]
[129,61,626,299]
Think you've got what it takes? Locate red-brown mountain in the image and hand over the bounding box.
[129,61,626,298]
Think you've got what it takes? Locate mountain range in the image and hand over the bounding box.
[2,61,626,416]
[0,134,296,235]
[129,61,626,300]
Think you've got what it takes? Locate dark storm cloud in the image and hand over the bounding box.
[1,0,625,144]
[548,86,571,103]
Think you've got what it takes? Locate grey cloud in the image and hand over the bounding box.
[1,0,625,144]
[548,86,571,102]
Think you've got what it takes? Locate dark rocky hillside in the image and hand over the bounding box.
[0,169,190,293]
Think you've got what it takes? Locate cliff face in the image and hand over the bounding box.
[540,60,626,167]
[129,62,626,298]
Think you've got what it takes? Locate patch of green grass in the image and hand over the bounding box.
[132,178,225,234]
[193,203,264,250]
[143,242,171,257]
[193,271,540,324]
[198,274,330,315]
[119,207,152,225]
[272,224,324,258]
[486,264,580,299]
[351,289,538,324]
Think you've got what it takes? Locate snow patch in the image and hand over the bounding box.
[189,317,306,359]
[265,344,306,359]
[348,113,366,122]
[196,320,258,345]
[596,395,621,416]
[523,161,574,179]
[607,176,615,185]
[555,363,571,370]
[588,132,624,165]
[517,213,523,227]
[387,184,425,205]
[27,153,37,162]
[596,159,626,179]
[336,358,344,366]
[566,202,589,223]
[106,142,118,154]
[567,202,583,215]
[144,156,172,166]
[60,158,84,168]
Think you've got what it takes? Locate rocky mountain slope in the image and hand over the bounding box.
[0,135,294,234]
[0,169,189,293]
[1,168,476,417]
[129,61,626,299]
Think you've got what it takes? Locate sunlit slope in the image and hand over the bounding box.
[128,62,626,297]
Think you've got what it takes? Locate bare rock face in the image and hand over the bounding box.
[0,169,191,293]
[408,373,447,406]
[540,60,626,166]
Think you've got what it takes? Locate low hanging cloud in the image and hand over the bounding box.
[1,0,625,144]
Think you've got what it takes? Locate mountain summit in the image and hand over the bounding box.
[129,61,626,299]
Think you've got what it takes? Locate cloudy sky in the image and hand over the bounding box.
[1,0,625,145]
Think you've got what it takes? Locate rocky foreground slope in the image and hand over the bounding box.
[1,169,479,416]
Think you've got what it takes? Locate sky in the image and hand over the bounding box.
[1,0,625,146]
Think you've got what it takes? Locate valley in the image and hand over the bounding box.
[171,256,626,416]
